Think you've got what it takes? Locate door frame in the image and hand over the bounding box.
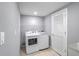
[51,8,67,56]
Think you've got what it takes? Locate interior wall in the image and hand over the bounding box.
[67,2,79,45]
[44,15,51,36]
[44,15,51,47]
[20,15,44,45]
[0,2,20,56]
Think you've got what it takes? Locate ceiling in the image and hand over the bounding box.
[18,2,71,16]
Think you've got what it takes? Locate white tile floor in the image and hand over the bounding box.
[20,48,59,56]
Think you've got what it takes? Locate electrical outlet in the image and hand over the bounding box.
[0,32,5,46]
[0,32,1,46]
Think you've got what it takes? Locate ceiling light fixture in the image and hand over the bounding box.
[33,11,38,15]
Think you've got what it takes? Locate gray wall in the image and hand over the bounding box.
[44,16,51,36]
[20,15,44,45]
[44,15,51,47]
[67,3,79,45]
[0,2,20,56]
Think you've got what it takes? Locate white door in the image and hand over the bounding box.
[51,8,67,56]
